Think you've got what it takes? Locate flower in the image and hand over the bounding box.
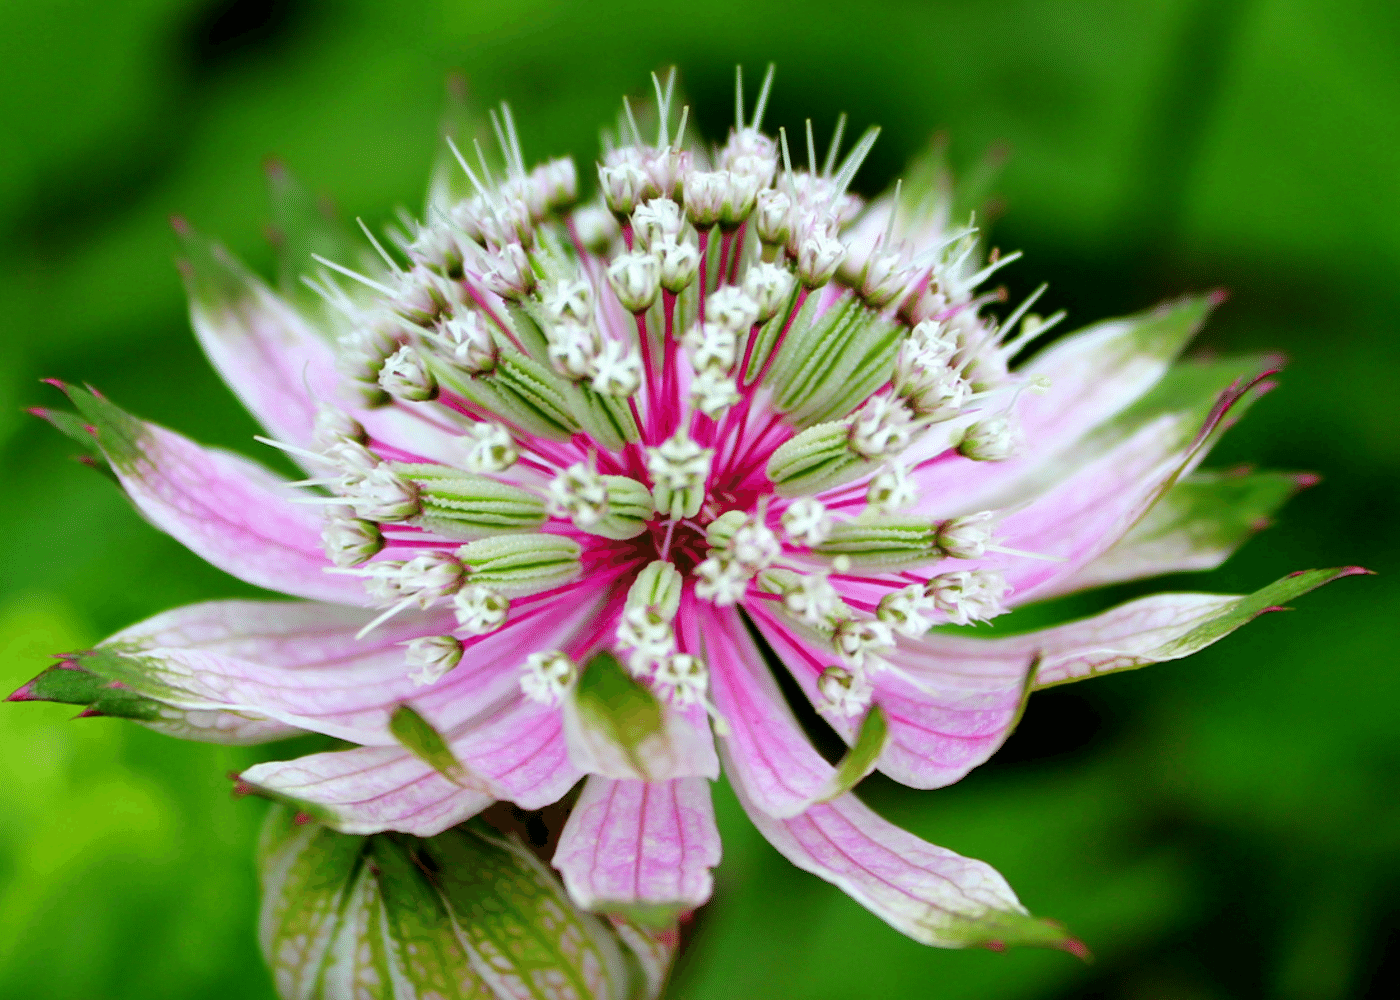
[14,63,1365,972]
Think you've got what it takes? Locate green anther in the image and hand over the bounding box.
[743,284,804,384]
[503,300,553,362]
[627,561,684,620]
[583,475,656,540]
[799,314,906,426]
[768,295,859,413]
[393,463,546,539]
[457,534,582,595]
[563,380,640,452]
[766,420,878,496]
[814,517,946,570]
[705,510,748,551]
[431,348,579,441]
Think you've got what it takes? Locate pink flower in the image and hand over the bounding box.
[13,66,1364,958]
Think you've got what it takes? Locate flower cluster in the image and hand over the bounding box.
[14,65,1361,987]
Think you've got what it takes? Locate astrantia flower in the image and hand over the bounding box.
[15,64,1365,979]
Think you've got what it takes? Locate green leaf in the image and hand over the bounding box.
[255,806,654,999]
[389,704,467,785]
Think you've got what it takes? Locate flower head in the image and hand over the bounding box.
[15,63,1365,979]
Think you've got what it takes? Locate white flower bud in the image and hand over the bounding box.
[405,635,463,686]
[631,198,684,251]
[897,320,960,383]
[452,584,510,635]
[337,324,398,387]
[657,238,700,292]
[817,665,873,717]
[866,462,918,513]
[901,366,971,421]
[956,413,1021,462]
[754,188,792,245]
[378,345,438,402]
[706,285,761,333]
[694,556,750,606]
[689,367,741,418]
[719,172,761,227]
[934,511,996,559]
[606,251,661,313]
[314,407,367,448]
[547,462,610,528]
[925,569,1012,625]
[573,203,621,254]
[438,311,498,374]
[321,516,383,567]
[860,249,918,308]
[457,421,518,473]
[345,466,420,521]
[479,242,535,299]
[720,129,779,187]
[730,518,781,574]
[781,497,832,547]
[542,278,594,324]
[530,157,577,215]
[598,162,648,215]
[848,395,916,460]
[390,266,452,327]
[646,431,713,519]
[616,605,675,676]
[832,618,895,668]
[685,322,740,373]
[520,650,577,706]
[643,147,689,201]
[777,571,842,626]
[876,584,937,637]
[742,261,796,321]
[797,228,846,287]
[588,338,643,398]
[547,321,602,381]
[653,652,709,706]
[683,170,727,228]
[391,551,466,607]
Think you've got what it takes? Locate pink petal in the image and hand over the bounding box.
[694,604,853,818]
[108,421,370,604]
[898,297,1216,516]
[444,697,582,809]
[240,744,492,836]
[726,755,1073,950]
[553,777,720,911]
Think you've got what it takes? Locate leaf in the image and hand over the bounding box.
[256,807,656,999]
[389,704,467,785]
[571,652,666,777]
[828,704,889,797]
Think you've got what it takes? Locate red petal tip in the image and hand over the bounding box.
[1249,517,1273,532]
[41,378,67,390]
[1208,287,1231,306]
[231,780,255,799]
[1260,605,1292,614]
[293,811,313,826]
[6,682,36,702]
[1295,473,1322,489]
[262,156,287,179]
[981,940,1007,953]
[74,707,105,718]
[1339,565,1376,577]
[169,214,191,236]
[1060,937,1093,962]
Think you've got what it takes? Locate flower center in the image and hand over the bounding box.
[640,516,710,576]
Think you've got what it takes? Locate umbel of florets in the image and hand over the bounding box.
[13,62,1364,998]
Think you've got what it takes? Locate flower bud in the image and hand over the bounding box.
[598,162,648,216]
[314,407,366,448]
[797,229,846,287]
[866,462,918,512]
[780,497,832,547]
[452,584,510,635]
[520,650,577,705]
[683,171,727,228]
[606,251,661,313]
[956,413,1021,462]
[694,555,750,606]
[438,311,498,374]
[754,189,792,246]
[832,618,895,668]
[741,261,795,321]
[657,238,700,292]
[848,395,916,460]
[572,203,621,254]
[685,322,740,373]
[346,466,420,521]
[390,266,453,327]
[378,345,438,402]
[690,367,741,418]
[531,157,578,215]
[817,664,873,717]
[322,516,383,567]
[877,584,937,637]
[653,652,709,706]
[645,430,714,519]
[479,242,535,300]
[457,534,582,596]
[925,569,1011,625]
[588,338,642,397]
[456,421,518,473]
[542,278,594,324]
[627,561,684,621]
[934,512,996,559]
[631,198,684,251]
[706,285,761,333]
[405,635,463,686]
[546,321,602,381]
[720,172,761,228]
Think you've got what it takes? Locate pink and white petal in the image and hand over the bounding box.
[445,697,582,810]
[77,397,369,605]
[553,777,720,912]
[910,567,1368,691]
[1038,469,1312,597]
[562,697,720,783]
[240,744,493,837]
[896,297,1217,516]
[725,752,1077,951]
[867,639,1034,790]
[696,603,849,818]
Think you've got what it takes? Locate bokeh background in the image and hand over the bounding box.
[2,1,1397,997]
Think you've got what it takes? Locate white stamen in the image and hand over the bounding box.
[520,651,576,706]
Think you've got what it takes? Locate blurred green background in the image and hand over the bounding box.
[2,0,1397,997]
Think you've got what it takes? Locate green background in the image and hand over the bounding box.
[2,0,1397,996]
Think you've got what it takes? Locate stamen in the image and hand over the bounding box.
[752,63,777,131]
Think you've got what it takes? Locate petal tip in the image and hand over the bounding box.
[6,682,36,702]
